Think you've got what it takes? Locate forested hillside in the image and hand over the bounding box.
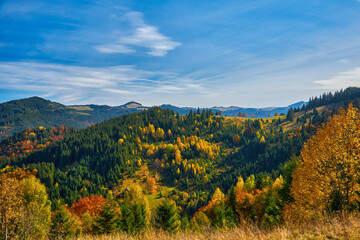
[0,125,75,165]
[2,88,360,239]
[0,95,308,140]
[0,97,97,139]
[3,107,305,207]
[0,97,145,139]
[304,87,360,110]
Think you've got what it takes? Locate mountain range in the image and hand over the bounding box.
[161,101,305,117]
[0,96,305,139]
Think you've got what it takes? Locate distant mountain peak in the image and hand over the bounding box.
[28,96,45,100]
[4,96,64,107]
[123,101,142,108]
[4,96,45,103]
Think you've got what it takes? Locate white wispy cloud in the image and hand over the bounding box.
[121,25,181,57]
[94,44,134,54]
[95,11,181,57]
[0,61,205,105]
[314,67,360,89]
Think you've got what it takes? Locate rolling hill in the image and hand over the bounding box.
[0,96,303,140]
[0,97,146,139]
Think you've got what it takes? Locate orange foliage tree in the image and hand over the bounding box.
[284,105,360,223]
[0,174,22,240]
[232,176,267,222]
[145,177,157,194]
[70,195,106,217]
[70,195,106,234]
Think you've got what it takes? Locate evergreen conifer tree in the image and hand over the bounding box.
[50,205,81,240]
[287,108,295,122]
[93,200,120,234]
[155,199,181,232]
[119,202,147,235]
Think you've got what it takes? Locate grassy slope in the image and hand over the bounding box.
[146,186,175,209]
[223,104,332,133]
[76,214,360,240]
[113,164,176,209]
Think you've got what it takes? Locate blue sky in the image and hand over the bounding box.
[1,0,360,107]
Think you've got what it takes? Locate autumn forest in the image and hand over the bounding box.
[2,87,360,239]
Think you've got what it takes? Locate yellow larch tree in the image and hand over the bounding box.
[211,188,225,203]
[145,177,157,194]
[174,149,182,163]
[235,176,245,190]
[167,129,172,138]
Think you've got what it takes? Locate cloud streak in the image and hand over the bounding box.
[94,44,135,54]
[314,67,360,89]
[95,11,181,57]
[0,61,205,105]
